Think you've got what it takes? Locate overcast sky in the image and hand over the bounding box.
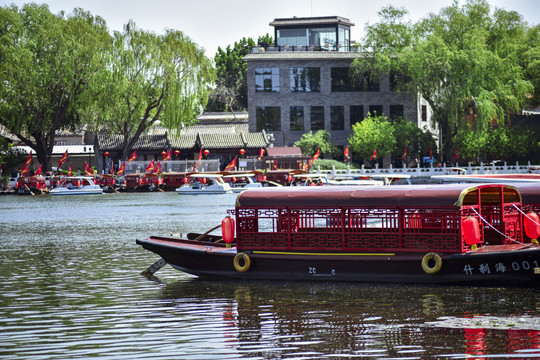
[2,0,538,58]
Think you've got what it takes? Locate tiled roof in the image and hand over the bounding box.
[270,16,354,27]
[244,52,366,61]
[266,147,303,157]
[97,134,169,151]
[169,134,197,149]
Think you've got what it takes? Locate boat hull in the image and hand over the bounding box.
[136,237,540,286]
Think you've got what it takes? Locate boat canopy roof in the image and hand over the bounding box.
[236,183,522,208]
[512,184,540,205]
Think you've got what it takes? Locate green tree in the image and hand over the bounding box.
[94,21,214,161]
[354,1,534,161]
[207,34,274,112]
[392,120,436,165]
[0,4,111,171]
[348,115,396,163]
[209,37,255,112]
[294,130,339,158]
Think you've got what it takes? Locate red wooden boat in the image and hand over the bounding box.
[137,184,540,285]
[15,176,48,195]
[124,173,163,191]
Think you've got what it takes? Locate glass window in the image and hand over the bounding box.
[350,105,364,128]
[368,105,383,117]
[310,106,324,131]
[290,106,304,131]
[277,29,307,47]
[255,68,280,92]
[390,105,404,120]
[331,106,344,130]
[290,67,320,92]
[256,106,281,131]
[331,67,378,92]
[308,27,336,49]
[422,105,427,122]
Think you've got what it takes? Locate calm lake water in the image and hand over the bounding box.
[0,192,539,359]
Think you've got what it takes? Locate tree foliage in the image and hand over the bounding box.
[354,0,535,161]
[0,4,111,171]
[349,115,436,165]
[348,115,396,161]
[93,21,214,161]
[294,130,339,158]
[207,34,273,112]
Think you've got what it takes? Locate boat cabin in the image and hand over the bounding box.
[162,172,190,191]
[232,184,525,254]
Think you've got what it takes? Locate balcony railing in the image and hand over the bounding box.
[251,45,360,53]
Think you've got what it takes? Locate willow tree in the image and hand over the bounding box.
[0,4,111,171]
[353,0,534,161]
[95,21,214,161]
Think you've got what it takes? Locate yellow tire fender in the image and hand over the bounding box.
[422,252,442,274]
[233,252,251,272]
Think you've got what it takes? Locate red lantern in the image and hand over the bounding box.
[524,212,540,244]
[239,148,245,156]
[463,216,481,248]
[203,149,210,157]
[174,150,180,157]
[222,216,235,245]
[161,151,166,157]
[104,151,110,158]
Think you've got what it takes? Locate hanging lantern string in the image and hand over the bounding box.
[512,204,540,226]
[469,207,520,244]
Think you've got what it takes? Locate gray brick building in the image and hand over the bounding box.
[244,16,435,153]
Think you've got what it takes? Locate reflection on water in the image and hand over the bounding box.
[0,193,539,359]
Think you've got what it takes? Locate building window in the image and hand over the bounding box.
[310,106,324,131]
[330,106,344,130]
[350,105,364,128]
[422,105,427,122]
[331,68,379,92]
[389,105,404,120]
[290,106,304,131]
[256,106,281,131]
[368,105,383,117]
[331,67,354,92]
[255,68,280,92]
[290,67,320,92]
[390,71,411,91]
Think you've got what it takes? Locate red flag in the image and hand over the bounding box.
[58,150,68,167]
[401,145,407,160]
[452,148,459,163]
[312,147,320,162]
[370,148,377,160]
[344,145,350,161]
[273,160,278,170]
[162,149,171,161]
[84,162,93,176]
[67,164,73,176]
[145,159,155,173]
[32,164,42,177]
[224,157,237,171]
[155,161,162,174]
[429,145,433,161]
[258,148,265,161]
[24,152,33,166]
[110,161,114,176]
[20,152,33,174]
[116,163,126,177]
[192,149,203,172]
[128,150,137,162]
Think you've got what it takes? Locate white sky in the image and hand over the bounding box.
[2,0,538,58]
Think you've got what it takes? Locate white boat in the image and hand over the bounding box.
[369,174,412,185]
[223,174,264,193]
[49,177,103,195]
[175,174,232,195]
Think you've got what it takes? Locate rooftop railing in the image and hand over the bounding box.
[251,44,360,53]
